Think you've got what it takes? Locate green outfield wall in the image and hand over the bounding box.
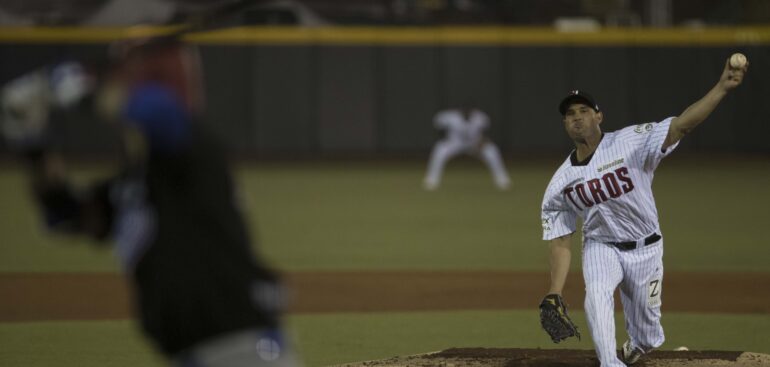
[0,26,768,155]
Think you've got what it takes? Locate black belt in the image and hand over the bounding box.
[609,233,661,251]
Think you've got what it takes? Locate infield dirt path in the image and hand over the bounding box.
[1,271,769,322]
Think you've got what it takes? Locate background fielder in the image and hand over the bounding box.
[540,55,748,366]
[424,105,511,190]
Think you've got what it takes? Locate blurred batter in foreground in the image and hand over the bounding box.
[1,40,299,367]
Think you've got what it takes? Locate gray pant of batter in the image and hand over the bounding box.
[174,328,301,367]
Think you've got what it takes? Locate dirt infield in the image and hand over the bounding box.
[335,348,770,367]
[1,271,769,322]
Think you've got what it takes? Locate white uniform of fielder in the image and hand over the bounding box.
[424,108,510,190]
[540,56,747,367]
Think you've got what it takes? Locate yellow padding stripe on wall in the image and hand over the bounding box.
[0,26,769,46]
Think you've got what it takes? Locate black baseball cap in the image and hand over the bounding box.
[559,90,600,115]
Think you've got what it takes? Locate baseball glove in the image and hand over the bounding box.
[539,294,581,343]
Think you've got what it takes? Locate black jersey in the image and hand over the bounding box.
[31,82,282,356]
[120,122,282,354]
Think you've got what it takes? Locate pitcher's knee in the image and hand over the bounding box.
[585,286,615,298]
[584,287,614,308]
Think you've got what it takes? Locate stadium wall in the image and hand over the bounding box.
[0,27,768,155]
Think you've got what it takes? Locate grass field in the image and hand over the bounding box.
[2,311,770,366]
[1,157,769,366]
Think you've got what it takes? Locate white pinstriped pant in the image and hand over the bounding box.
[583,238,665,367]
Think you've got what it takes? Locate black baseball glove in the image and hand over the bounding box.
[539,294,581,343]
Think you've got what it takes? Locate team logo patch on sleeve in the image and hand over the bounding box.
[634,123,654,134]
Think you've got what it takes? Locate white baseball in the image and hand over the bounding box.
[674,346,689,351]
[729,53,747,69]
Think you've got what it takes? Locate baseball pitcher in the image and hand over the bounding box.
[539,54,748,366]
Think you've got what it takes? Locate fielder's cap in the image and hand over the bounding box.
[559,90,600,115]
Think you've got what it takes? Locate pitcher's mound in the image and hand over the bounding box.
[337,348,770,367]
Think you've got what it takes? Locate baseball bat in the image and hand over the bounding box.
[137,0,263,48]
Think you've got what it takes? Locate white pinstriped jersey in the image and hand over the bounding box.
[435,109,489,147]
[541,117,679,243]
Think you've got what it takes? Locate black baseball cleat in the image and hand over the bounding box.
[620,340,644,365]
